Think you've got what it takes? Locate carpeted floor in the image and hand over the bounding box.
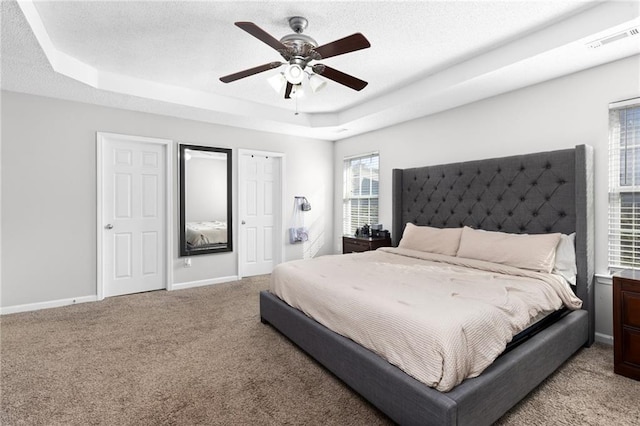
[1,275,638,425]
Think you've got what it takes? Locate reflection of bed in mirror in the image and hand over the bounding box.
[185,221,228,247]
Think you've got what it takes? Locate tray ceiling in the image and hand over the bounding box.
[2,1,639,140]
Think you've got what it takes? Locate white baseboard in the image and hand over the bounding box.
[171,275,239,291]
[1,276,240,314]
[595,332,614,346]
[1,295,98,315]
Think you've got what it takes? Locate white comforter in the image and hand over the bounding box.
[270,247,582,392]
[186,221,227,246]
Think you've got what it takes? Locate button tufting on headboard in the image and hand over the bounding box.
[397,149,576,236]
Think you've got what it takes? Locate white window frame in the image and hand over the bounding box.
[343,152,380,236]
[608,98,640,271]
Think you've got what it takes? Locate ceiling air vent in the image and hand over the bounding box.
[587,26,640,49]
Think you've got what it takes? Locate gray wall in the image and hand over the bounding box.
[334,55,640,342]
[3,54,639,341]
[1,91,334,308]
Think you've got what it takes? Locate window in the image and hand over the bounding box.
[609,98,640,270]
[343,152,379,236]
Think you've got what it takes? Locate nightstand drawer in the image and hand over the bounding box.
[348,239,370,248]
[342,236,392,253]
[343,240,368,253]
[622,291,640,329]
[613,270,640,380]
[622,328,640,367]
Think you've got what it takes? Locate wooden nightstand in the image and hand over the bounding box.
[613,270,640,380]
[342,236,392,254]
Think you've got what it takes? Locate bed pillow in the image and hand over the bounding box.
[456,226,561,273]
[398,223,463,256]
[553,233,577,285]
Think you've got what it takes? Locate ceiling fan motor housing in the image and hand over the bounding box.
[280,34,318,56]
[279,16,320,68]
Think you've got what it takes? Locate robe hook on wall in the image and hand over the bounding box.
[295,196,311,211]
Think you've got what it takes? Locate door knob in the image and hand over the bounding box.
[241,220,246,225]
[105,224,114,230]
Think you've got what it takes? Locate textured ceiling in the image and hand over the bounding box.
[2,1,640,140]
[29,1,594,113]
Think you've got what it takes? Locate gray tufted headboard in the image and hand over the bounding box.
[392,145,594,345]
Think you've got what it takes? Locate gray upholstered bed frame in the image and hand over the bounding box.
[260,145,594,425]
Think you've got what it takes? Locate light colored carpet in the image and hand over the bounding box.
[1,275,638,425]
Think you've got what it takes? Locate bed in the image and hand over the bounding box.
[185,221,227,247]
[260,145,594,425]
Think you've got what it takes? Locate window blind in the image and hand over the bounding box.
[343,152,379,236]
[608,98,640,270]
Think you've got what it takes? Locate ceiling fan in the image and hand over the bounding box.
[219,16,370,98]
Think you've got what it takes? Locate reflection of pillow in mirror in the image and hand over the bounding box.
[456,226,561,273]
[398,223,463,256]
[553,233,577,285]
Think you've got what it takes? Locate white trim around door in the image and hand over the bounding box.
[97,132,174,300]
[237,149,285,279]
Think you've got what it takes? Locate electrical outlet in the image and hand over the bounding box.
[184,258,191,268]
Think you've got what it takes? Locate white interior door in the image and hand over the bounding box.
[239,151,283,277]
[98,133,169,297]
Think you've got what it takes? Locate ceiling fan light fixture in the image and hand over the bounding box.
[267,72,286,93]
[307,73,327,93]
[284,64,305,84]
[290,84,305,98]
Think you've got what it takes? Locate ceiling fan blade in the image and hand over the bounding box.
[235,22,288,52]
[284,82,293,99]
[220,62,283,83]
[313,33,370,60]
[312,64,368,91]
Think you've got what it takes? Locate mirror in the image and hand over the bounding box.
[179,144,232,256]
